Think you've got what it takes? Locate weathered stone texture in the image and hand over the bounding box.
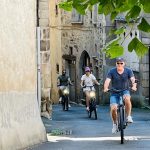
[39,1,49,10]
[42,52,50,63]
[142,80,150,88]
[142,72,149,80]
[38,0,51,118]
[41,64,51,74]
[140,64,149,72]
[141,54,149,64]
[39,10,49,19]
[39,18,49,27]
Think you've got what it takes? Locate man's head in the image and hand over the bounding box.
[116,57,125,69]
[62,69,66,75]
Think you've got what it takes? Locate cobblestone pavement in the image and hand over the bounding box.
[27,104,150,150]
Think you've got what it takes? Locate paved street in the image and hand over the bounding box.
[28,104,150,150]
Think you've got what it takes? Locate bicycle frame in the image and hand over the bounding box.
[108,89,128,144]
[83,85,97,119]
[117,93,127,144]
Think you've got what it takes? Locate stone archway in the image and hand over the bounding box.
[79,51,90,102]
[79,50,90,76]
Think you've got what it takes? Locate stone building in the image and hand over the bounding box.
[49,1,106,104]
[0,1,46,149]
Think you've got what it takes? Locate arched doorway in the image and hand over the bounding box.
[79,51,90,103]
[79,51,90,76]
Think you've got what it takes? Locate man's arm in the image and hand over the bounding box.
[104,78,111,92]
[130,76,137,91]
[57,78,60,86]
[68,77,73,85]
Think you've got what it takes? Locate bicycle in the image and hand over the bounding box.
[83,85,97,120]
[108,88,129,144]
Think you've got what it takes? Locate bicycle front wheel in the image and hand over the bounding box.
[119,106,124,144]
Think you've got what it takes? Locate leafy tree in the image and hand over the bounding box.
[59,0,150,58]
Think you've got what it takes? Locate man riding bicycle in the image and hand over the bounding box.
[81,67,100,111]
[57,69,73,106]
[103,57,137,134]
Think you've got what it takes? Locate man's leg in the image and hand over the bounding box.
[58,89,62,103]
[124,95,133,123]
[110,95,118,134]
[110,104,118,124]
[85,91,90,110]
[110,104,118,134]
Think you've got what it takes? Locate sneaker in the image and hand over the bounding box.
[68,104,71,108]
[112,124,117,134]
[86,107,89,111]
[127,116,133,123]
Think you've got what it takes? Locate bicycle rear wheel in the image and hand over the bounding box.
[119,106,124,144]
[94,108,97,120]
[65,96,69,111]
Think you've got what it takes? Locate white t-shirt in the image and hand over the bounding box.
[81,74,96,91]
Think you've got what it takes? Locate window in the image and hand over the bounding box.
[69,47,73,55]
[90,11,92,23]
[55,4,58,15]
[72,9,83,23]
[56,64,59,74]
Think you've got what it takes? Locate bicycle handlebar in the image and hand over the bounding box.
[107,88,127,93]
[57,83,73,87]
[107,87,135,93]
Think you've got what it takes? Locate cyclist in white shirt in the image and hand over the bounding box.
[81,67,100,111]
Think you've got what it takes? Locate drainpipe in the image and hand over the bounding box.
[36,0,39,26]
[36,27,41,109]
[36,0,41,109]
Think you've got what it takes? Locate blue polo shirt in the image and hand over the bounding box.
[107,67,134,90]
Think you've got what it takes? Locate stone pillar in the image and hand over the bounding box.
[38,0,52,119]
[140,54,149,98]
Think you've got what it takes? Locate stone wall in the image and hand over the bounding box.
[140,52,149,98]
[38,0,52,119]
[0,0,46,149]
[49,0,63,103]
[140,14,150,100]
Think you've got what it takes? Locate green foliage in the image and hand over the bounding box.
[140,0,150,13]
[98,2,114,16]
[59,0,150,58]
[125,5,141,22]
[128,37,149,56]
[59,1,73,11]
[138,18,150,32]
[114,27,126,35]
[103,38,124,58]
[50,129,63,136]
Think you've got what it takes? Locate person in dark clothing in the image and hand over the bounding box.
[104,57,137,134]
[57,69,73,105]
